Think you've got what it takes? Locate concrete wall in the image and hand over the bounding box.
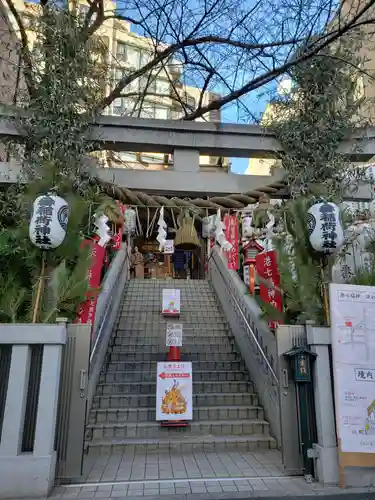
[0,324,66,498]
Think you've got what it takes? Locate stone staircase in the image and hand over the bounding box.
[86,279,276,453]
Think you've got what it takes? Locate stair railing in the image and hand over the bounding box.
[87,243,130,414]
[208,245,282,444]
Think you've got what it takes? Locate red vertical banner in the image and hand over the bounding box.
[224,215,239,270]
[75,238,106,334]
[112,203,126,251]
[255,250,283,329]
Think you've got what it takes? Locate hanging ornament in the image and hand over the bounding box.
[93,213,111,247]
[202,217,210,238]
[214,209,232,252]
[202,215,217,239]
[156,206,167,251]
[29,193,69,250]
[123,208,136,235]
[307,201,344,253]
[242,214,255,239]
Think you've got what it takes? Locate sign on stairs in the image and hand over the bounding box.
[156,361,193,422]
[166,323,183,347]
[162,289,181,316]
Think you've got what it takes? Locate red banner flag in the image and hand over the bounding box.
[112,203,127,251]
[255,250,283,329]
[74,238,106,333]
[224,215,239,270]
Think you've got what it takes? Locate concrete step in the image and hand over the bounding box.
[86,418,270,440]
[109,336,234,347]
[104,360,246,372]
[99,370,249,384]
[85,434,276,454]
[96,380,254,396]
[89,405,265,424]
[109,344,236,354]
[120,303,220,310]
[107,351,242,362]
[117,318,227,330]
[115,326,230,335]
[92,392,260,409]
[114,328,231,337]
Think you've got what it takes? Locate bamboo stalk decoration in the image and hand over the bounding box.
[321,262,330,326]
[32,251,47,323]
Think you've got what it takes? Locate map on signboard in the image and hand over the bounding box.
[330,283,375,453]
[332,289,375,365]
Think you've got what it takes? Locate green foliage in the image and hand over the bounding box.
[269,34,369,199]
[255,36,371,325]
[18,4,108,192]
[0,6,112,323]
[274,198,327,325]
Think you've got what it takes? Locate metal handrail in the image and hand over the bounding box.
[210,250,279,385]
[90,250,129,365]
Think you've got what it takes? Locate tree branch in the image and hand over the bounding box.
[182,0,375,121]
[4,0,36,98]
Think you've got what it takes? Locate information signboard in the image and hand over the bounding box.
[166,323,183,347]
[164,240,175,254]
[162,289,180,316]
[156,362,193,421]
[330,283,375,455]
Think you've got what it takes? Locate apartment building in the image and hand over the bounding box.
[6,0,225,170]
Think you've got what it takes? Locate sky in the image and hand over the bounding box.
[222,91,273,175]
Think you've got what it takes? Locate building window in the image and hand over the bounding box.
[117,152,138,162]
[78,3,96,23]
[154,106,168,119]
[140,51,151,66]
[156,80,170,95]
[127,46,141,68]
[112,98,131,116]
[185,95,195,109]
[116,42,127,61]
[140,105,154,118]
[114,68,125,83]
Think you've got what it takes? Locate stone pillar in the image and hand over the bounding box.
[306,324,339,485]
[173,149,200,172]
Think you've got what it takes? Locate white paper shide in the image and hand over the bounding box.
[29,193,69,250]
[330,283,375,453]
[156,362,193,421]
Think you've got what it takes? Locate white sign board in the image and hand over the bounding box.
[330,283,375,453]
[164,240,175,254]
[162,289,180,315]
[156,362,193,421]
[166,323,183,347]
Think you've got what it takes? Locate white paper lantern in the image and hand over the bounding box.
[29,193,69,250]
[307,201,344,254]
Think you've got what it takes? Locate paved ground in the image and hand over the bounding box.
[77,450,286,483]
[53,450,375,499]
[51,484,375,500]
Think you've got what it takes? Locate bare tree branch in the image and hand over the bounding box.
[3,0,35,97]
